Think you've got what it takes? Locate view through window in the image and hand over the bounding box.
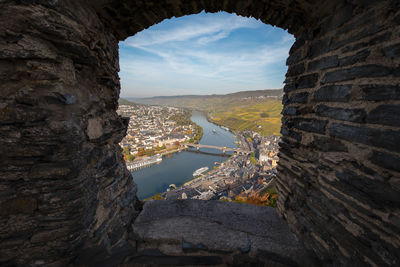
[117,11,294,206]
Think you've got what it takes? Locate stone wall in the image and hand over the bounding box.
[278,1,400,266]
[0,1,140,265]
[0,0,399,266]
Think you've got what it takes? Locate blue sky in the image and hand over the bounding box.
[119,11,294,98]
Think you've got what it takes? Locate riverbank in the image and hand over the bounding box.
[124,109,203,163]
[131,110,238,199]
[147,130,280,207]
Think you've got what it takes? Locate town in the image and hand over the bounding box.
[117,104,202,169]
[162,133,280,205]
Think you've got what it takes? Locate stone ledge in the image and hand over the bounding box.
[130,200,317,266]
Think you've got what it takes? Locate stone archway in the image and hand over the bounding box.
[0,0,399,266]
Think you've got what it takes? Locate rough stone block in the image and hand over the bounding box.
[336,169,400,208]
[282,94,289,105]
[29,163,71,179]
[288,92,309,103]
[322,3,354,32]
[298,74,319,89]
[292,118,327,134]
[286,50,303,66]
[289,36,306,54]
[341,32,391,53]
[366,105,400,127]
[282,106,299,116]
[308,37,331,59]
[313,85,352,102]
[383,43,400,58]
[331,24,383,51]
[287,63,305,77]
[316,105,365,122]
[339,49,370,66]
[395,65,400,77]
[310,136,348,152]
[31,228,71,244]
[321,65,392,83]
[361,85,400,100]
[308,56,339,72]
[329,123,400,152]
[133,200,316,266]
[284,83,296,93]
[350,161,376,177]
[281,126,302,142]
[370,150,400,172]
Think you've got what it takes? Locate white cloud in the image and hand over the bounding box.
[119,12,294,97]
[125,13,261,47]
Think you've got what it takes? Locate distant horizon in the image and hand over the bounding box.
[119,11,294,98]
[122,88,283,99]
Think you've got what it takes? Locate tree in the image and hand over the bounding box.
[126,154,134,161]
[122,146,130,155]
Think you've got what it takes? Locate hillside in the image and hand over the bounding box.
[118,98,139,106]
[210,98,282,136]
[124,89,283,136]
[130,89,283,111]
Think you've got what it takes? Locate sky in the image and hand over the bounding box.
[119,11,294,98]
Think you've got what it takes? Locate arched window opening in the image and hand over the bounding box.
[117,11,294,205]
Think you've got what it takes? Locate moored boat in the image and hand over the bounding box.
[193,166,209,177]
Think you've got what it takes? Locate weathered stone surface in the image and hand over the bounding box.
[370,150,400,172]
[287,63,305,77]
[0,2,140,266]
[309,136,348,152]
[322,3,354,32]
[395,65,400,77]
[383,43,400,58]
[330,23,384,51]
[342,32,392,53]
[281,127,302,142]
[288,92,309,103]
[361,85,400,100]
[339,49,370,66]
[316,105,366,122]
[292,118,328,134]
[0,197,37,215]
[282,106,299,116]
[308,55,338,72]
[321,65,392,83]
[133,200,316,266]
[308,37,331,59]
[283,83,296,93]
[286,49,304,65]
[313,85,352,102]
[335,169,400,208]
[329,123,400,152]
[297,73,319,89]
[367,104,400,126]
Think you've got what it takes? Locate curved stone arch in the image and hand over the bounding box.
[0,0,399,266]
[93,0,316,40]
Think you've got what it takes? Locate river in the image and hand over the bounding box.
[131,110,237,199]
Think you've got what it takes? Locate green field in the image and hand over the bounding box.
[210,99,282,136]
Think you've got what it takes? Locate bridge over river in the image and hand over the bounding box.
[185,143,250,155]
